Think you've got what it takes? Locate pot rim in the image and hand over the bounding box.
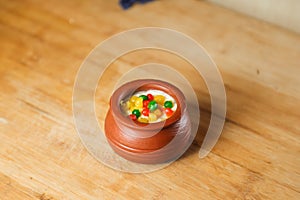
[110,79,186,131]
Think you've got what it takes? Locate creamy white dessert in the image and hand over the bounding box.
[120,89,177,123]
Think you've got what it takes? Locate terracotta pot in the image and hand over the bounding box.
[105,79,192,164]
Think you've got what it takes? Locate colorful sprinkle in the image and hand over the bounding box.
[165,108,174,117]
[147,93,154,101]
[129,114,137,121]
[148,100,158,111]
[164,101,173,108]
[132,109,141,118]
[154,95,165,105]
[149,113,157,122]
[143,99,150,108]
[142,108,150,116]
[139,95,148,100]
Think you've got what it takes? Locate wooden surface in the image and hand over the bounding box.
[0,0,300,199]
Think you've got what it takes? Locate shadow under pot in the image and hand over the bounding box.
[105,79,192,164]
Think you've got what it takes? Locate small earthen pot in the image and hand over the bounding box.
[105,79,192,164]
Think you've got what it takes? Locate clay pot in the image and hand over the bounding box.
[105,79,192,164]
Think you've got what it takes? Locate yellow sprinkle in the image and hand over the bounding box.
[134,97,143,108]
[149,113,158,122]
[138,118,148,123]
[153,109,162,117]
[130,96,138,103]
[126,101,132,109]
[154,95,165,105]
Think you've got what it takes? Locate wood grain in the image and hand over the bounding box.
[0,0,299,199]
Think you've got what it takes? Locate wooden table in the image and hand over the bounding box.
[1,0,299,199]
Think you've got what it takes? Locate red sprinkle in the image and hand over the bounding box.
[147,94,154,101]
[143,100,150,108]
[142,108,150,116]
[165,108,173,117]
[129,114,137,121]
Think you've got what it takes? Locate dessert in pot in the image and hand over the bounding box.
[105,79,192,164]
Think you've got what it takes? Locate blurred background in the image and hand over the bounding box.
[209,0,300,33]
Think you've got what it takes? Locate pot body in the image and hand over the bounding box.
[105,79,192,164]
